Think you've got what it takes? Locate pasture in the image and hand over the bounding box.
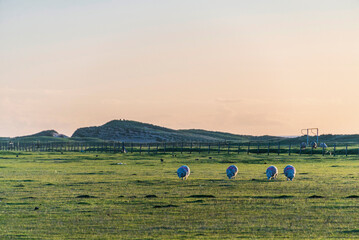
[0,151,358,239]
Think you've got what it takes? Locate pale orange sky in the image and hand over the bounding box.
[1,1,359,137]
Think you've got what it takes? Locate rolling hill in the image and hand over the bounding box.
[2,120,359,144]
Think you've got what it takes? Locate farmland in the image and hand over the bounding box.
[0,151,358,239]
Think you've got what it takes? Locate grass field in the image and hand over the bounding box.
[0,151,358,239]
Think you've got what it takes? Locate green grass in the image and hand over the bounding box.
[0,152,358,239]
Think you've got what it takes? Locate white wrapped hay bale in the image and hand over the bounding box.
[266,165,278,180]
[284,165,296,181]
[177,165,190,180]
[226,165,238,179]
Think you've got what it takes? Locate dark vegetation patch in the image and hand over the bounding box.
[76,195,97,199]
[14,184,25,188]
[252,195,294,199]
[145,195,158,198]
[77,202,91,205]
[220,160,236,163]
[150,226,174,230]
[134,180,166,186]
[118,195,124,198]
[45,183,55,186]
[186,200,204,203]
[346,195,359,199]
[153,204,178,208]
[308,195,324,199]
[251,179,268,182]
[331,165,342,167]
[0,166,7,168]
[9,179,34,182]
[207,179,224,183]
[6,202,31,205]
[73,171,115,175]
[340,230,359,234]
[188,195,215,198]
[21,197,36,199]
[299,173,309,175]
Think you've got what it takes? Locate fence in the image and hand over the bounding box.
[1,141,359,156]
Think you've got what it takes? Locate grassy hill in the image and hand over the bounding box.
[2,120,359,144]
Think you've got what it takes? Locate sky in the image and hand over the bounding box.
[1,0,359,137]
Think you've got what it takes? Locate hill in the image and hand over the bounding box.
[22,130,69,138]
[71,120,288,143]
[71,120,221,143]
[3,120,359,144]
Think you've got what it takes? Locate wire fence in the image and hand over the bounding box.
[1,141,359,156]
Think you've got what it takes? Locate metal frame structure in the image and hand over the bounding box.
[301,128,319,145]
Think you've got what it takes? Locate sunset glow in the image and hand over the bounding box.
[1,0,358,137]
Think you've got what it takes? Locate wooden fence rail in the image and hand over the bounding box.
[1,141,359,156]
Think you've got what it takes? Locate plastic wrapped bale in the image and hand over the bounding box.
[177,165,190,180]
[300,142,307,149]
[226,165,238,179]
[266,165,278,180]
[310,142,317,149]
[284,165,296,181]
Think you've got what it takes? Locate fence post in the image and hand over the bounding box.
[198,142,201,154]
[247,142,250,155]
[311,145,313,155]
[346,144,348,156]
[322,145,325,156]
[333,144,336,156]
[139,144,142,154]
[257,144,259,154]
[289,143,291,156]
[218,142,220,154]
[267,142,270,156]
[122,142,125,153]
